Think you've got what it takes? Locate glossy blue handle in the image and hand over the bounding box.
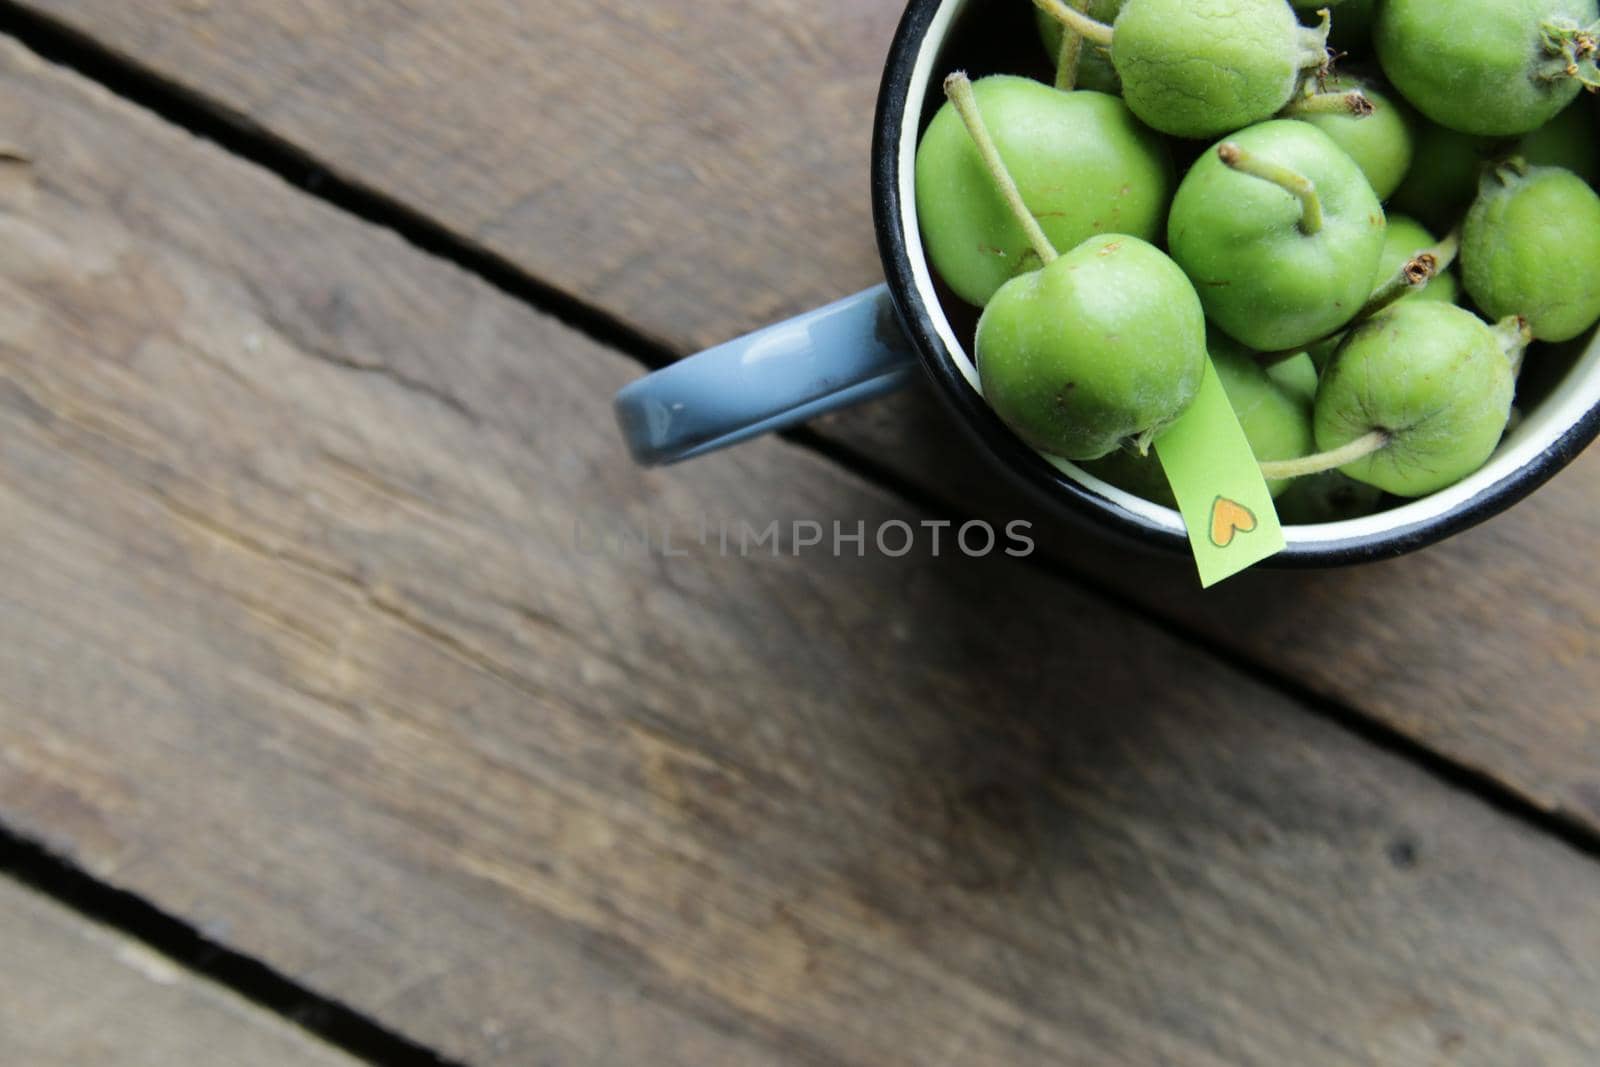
[614,285,919,466]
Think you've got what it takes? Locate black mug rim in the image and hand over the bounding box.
[868,0,1600,567]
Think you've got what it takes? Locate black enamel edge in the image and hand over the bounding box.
[869,0,1600,569]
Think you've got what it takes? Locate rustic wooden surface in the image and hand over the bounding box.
[819,387,1600,829]
[0,879,360,1066]
[1,32,1599,1067]
[18,0,1600,836]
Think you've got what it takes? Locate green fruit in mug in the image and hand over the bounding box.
[1081,438,1175,505]
[1038,0,1331,139]
[1265,351,1320,404]
[1168,120,1386,351]
[1275,471,1386,523]
[1211,338,1317,498]
[1376,0,1600,136]
[1305,334,1342,372]
[1388,121,1504,231]
[1379,216,1460,305]
[1038,0,1125,94]
[1313,303,1520,497]
[1519,100,1600,186]
[1084,334,1315,503]
[1285,74,1416,201]
[1463,161,1600,342]
[915,75,1172,306]
[977,234,1206,461]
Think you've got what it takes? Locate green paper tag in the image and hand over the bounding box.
[1155,357,1285,588]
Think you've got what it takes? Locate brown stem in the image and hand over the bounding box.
[1353,226,1461,320]
[1357,253,1439,321]
[1255,228,1464,368]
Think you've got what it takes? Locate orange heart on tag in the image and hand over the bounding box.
[1209,497,1258,549]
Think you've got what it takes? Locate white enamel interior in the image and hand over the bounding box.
[895,0,1600,545]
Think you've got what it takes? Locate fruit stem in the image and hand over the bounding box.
[1357,225,1461,318]
[1493,315,1534,378]
[1217,142,1324,235]
[1054,9,1084,91]
[1259,430,1390,481]
[1296,9,1333,70]
[1033,0,1115,48]
[1428,227,1463,273]
[1358,254,1440,320]
[1255,229,1462,369]
[943,72,1059,266]
[1282,89,1374,118]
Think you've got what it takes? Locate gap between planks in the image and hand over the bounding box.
[0,819,464,1066]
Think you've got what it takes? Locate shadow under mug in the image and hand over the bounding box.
[614,0,1600,567]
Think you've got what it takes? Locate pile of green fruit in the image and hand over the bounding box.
[915,0,1600,523]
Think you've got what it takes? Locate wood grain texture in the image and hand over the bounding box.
[23,0,894,354]
[17,0,1600,836]
[0,878,361,1066]
[0,35,1598,1067]
[813,388,1600,831]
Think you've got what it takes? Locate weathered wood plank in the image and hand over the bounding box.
[1,35,1598,1067]
[23,0,894,353]
[8,0,891,354]
[0,878,362,1066]
[815,386,1600,829]
[17,0,1600,834]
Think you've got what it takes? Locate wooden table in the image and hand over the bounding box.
[1,3,1597,1064]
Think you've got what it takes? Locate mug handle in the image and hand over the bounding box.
[614,285,920,466]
